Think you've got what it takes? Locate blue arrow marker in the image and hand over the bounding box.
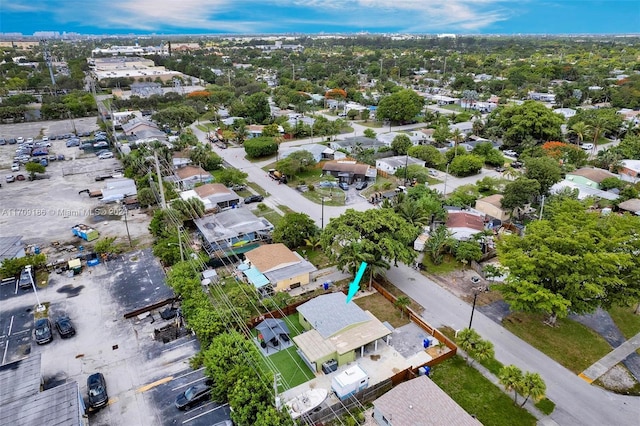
[346,261,368,303]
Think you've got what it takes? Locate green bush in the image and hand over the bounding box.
[244,136,278,158]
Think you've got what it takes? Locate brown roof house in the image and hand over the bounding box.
[445,210,485,241]
[474,194,509,222]
[322,160,377,184]
[565,167,617,189]
[179,183,240,211]
[373,375,482,426]
[244,243,317,293]
[165,165,213,190]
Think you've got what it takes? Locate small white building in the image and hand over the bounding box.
[375,156,425,175]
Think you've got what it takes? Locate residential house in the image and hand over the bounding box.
[528,92,556,103]
[419,128,435,143]
[446,210,485,241]
[0,236,25,262]
[566,167,617,189]
[165,165,213,190]
[554,108,577,119]
[243,243,317,292]
[329,136,387,153]
[322,160,377,184]
[194,209,273,255]
[172,152,192,169]
[293,292,392,372]
[100,178,137,203]
[619,160,640,183]
[474,194,509,222]
[279,143,346,163]
[376,131,425,147]
[180,183,240,211]
[247,124,284,139]
[373,375,482,426]
[617,198,640,215]
[550,180,619,201]
[375,156,425,175]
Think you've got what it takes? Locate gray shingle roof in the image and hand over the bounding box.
[296,292,370,338]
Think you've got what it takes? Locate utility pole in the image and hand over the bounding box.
[539,195,546,220]
[154,151,167,208]
[177,226,185,262]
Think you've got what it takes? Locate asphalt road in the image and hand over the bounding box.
[385,264,639,426]
[147,366,232,426]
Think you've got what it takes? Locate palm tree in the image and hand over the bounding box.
[367,255,390,291]
[520,372,546,407]
[469,339,494,367]
[502,166,521,181]
[396,199,430,227]
[394,296,411,319]
[451,128,464,156]
[455,328,480,363]
[570,121,591,146]
[304,234,322,250]
[499,365,524,405]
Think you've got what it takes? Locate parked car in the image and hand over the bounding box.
[87,373,109,409]
[581,143,594,151]
[66,139,80,147]
[510,161,523,169]
[244,195,264,204]
[40,158,48,167]
[503,149,518,157]
[48,155,57,162]
[93,141,109,148]
[95,149,110,157]
[339,182,349,191]
[175,384,211,410]
[354,181,368,190]
[17,137,24,144]
[19,267,33,289]
[26,137,34,143]
[5,175,15,183]
[11,163,19,172]
[495,166,506,172]
[57,154,66,161]
[42,136,48,142]
[98,152,114,159]
[79,143,94,150]
[34,318,53,344]
[55,317,76,338]
[16,174,26,181]
[8,138,17,144]
[0,138,5,145]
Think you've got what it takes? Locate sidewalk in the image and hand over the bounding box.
[580,331,640,383]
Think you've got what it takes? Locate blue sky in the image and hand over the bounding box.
[2,1,639,35]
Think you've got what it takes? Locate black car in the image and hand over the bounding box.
[34,318,53,344]
[244,195,264,204]
[175,383,211,410]
[355,181,368,190]
[339,182,349,191]
[88,373,109,409]
[55,317,76,338]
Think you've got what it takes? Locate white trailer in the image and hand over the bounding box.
[331,365,369,400]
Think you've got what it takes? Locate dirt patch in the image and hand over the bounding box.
[596,364,640,395]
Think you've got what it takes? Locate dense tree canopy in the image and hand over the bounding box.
[497,198,640,325]
[487,100,564,149]
[320,209,419,274]
[272,212,318,249]
[376,89,424,123]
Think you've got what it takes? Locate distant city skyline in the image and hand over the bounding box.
[2,1,639,36]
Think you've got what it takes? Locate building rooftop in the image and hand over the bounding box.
[374,375,482,426]
[376,155,425,169]
[477,194,504,208]
[194,209,273,245]
[0,354,41,405]
[0,235,24,262]
[567,167,616,184]
[175,165,211,180]
[297,292,371,338]
[446,211,485,231]
[245,243,300,272]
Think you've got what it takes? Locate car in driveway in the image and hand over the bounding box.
[354,181,368,190]
[55,317,76,338]
[338,182,349,191]
[503,149,518,157]
[581,143,594,151]
[175,384,211,410]
[88,373,109,409]
[98,152,114,159]
[244,194,264,204]
[34,318,53,345]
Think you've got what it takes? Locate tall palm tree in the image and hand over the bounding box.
[367,255,390,291]
[570,121,591,146]
[451,128,464,157]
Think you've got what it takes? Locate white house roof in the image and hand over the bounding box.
[297,292,370,338]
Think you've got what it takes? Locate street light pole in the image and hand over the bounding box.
[119,201,132,247]
[321,197,325,230]
[468,291,479,329]
[443,163,450,196]
[404,153,409,186]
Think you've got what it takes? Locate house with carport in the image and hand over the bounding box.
[165,165,213,190]
[179,183,240,212]
[322,160,377,184]
[293,292,392,373]
[243,243,317,292]
[375,156,425,175]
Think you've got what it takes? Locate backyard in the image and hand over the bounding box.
[353,292,410,329]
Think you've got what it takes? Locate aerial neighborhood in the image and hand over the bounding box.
[1,28,639,426]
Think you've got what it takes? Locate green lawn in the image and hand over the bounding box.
[535,398,556,415]
[299,248,332,269]
[421,254,461,274]
[254,208,282,227]
[430,356,537,426]
[503,312,612,373]
[256,314,314,391]
[608,304,640,339]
